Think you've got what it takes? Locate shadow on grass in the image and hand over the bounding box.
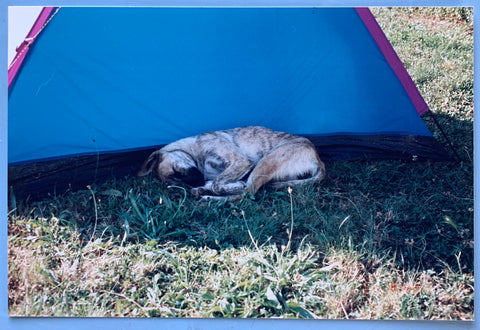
[7,112,473,319]
[11,153,473,275]
[8,111,474,274]
[422,112,474,162]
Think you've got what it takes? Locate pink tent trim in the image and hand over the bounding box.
[8,7,56,89]
[356,8,430,115]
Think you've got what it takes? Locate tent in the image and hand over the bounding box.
[8,7,449,199]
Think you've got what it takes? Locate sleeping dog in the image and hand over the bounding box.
[138,126,325,200]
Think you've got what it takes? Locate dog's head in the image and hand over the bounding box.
[137,149,205,187]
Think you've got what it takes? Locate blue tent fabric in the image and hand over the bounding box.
[9,7,441,164]
[8,7,449,198]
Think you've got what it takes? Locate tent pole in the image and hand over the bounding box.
[426,111,461,161]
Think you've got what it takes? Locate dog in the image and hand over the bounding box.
[138,126,325,201]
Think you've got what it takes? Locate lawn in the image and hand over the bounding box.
[7,7,474,319]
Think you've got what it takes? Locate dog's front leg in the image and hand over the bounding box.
[193,157,254,197]
[191,180,244,202]
[191,180,246,198]
[191,181,213,198]
[211,157,255,196]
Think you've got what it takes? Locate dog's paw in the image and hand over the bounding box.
[211,181,246,196]
[191,187,204,198]
[191,181,215,198]
[199,194,244,203]
[191,186,216,199]
[199,195,229,202]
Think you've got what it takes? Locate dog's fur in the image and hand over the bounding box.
[138,126,325,200]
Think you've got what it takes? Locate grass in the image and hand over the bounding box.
[371,7,474,152]
[7,7,474,319]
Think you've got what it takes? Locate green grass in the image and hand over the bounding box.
[371,7,474,152]
[8,7,474,319]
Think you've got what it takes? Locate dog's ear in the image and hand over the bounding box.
[137,150,162,177]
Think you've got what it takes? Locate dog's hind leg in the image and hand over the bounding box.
[245,142,325,195]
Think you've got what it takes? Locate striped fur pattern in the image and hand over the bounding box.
[138,126,325,201]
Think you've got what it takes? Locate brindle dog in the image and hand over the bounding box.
[138,126,325,200]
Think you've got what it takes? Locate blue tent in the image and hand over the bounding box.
[8,7,448,198]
